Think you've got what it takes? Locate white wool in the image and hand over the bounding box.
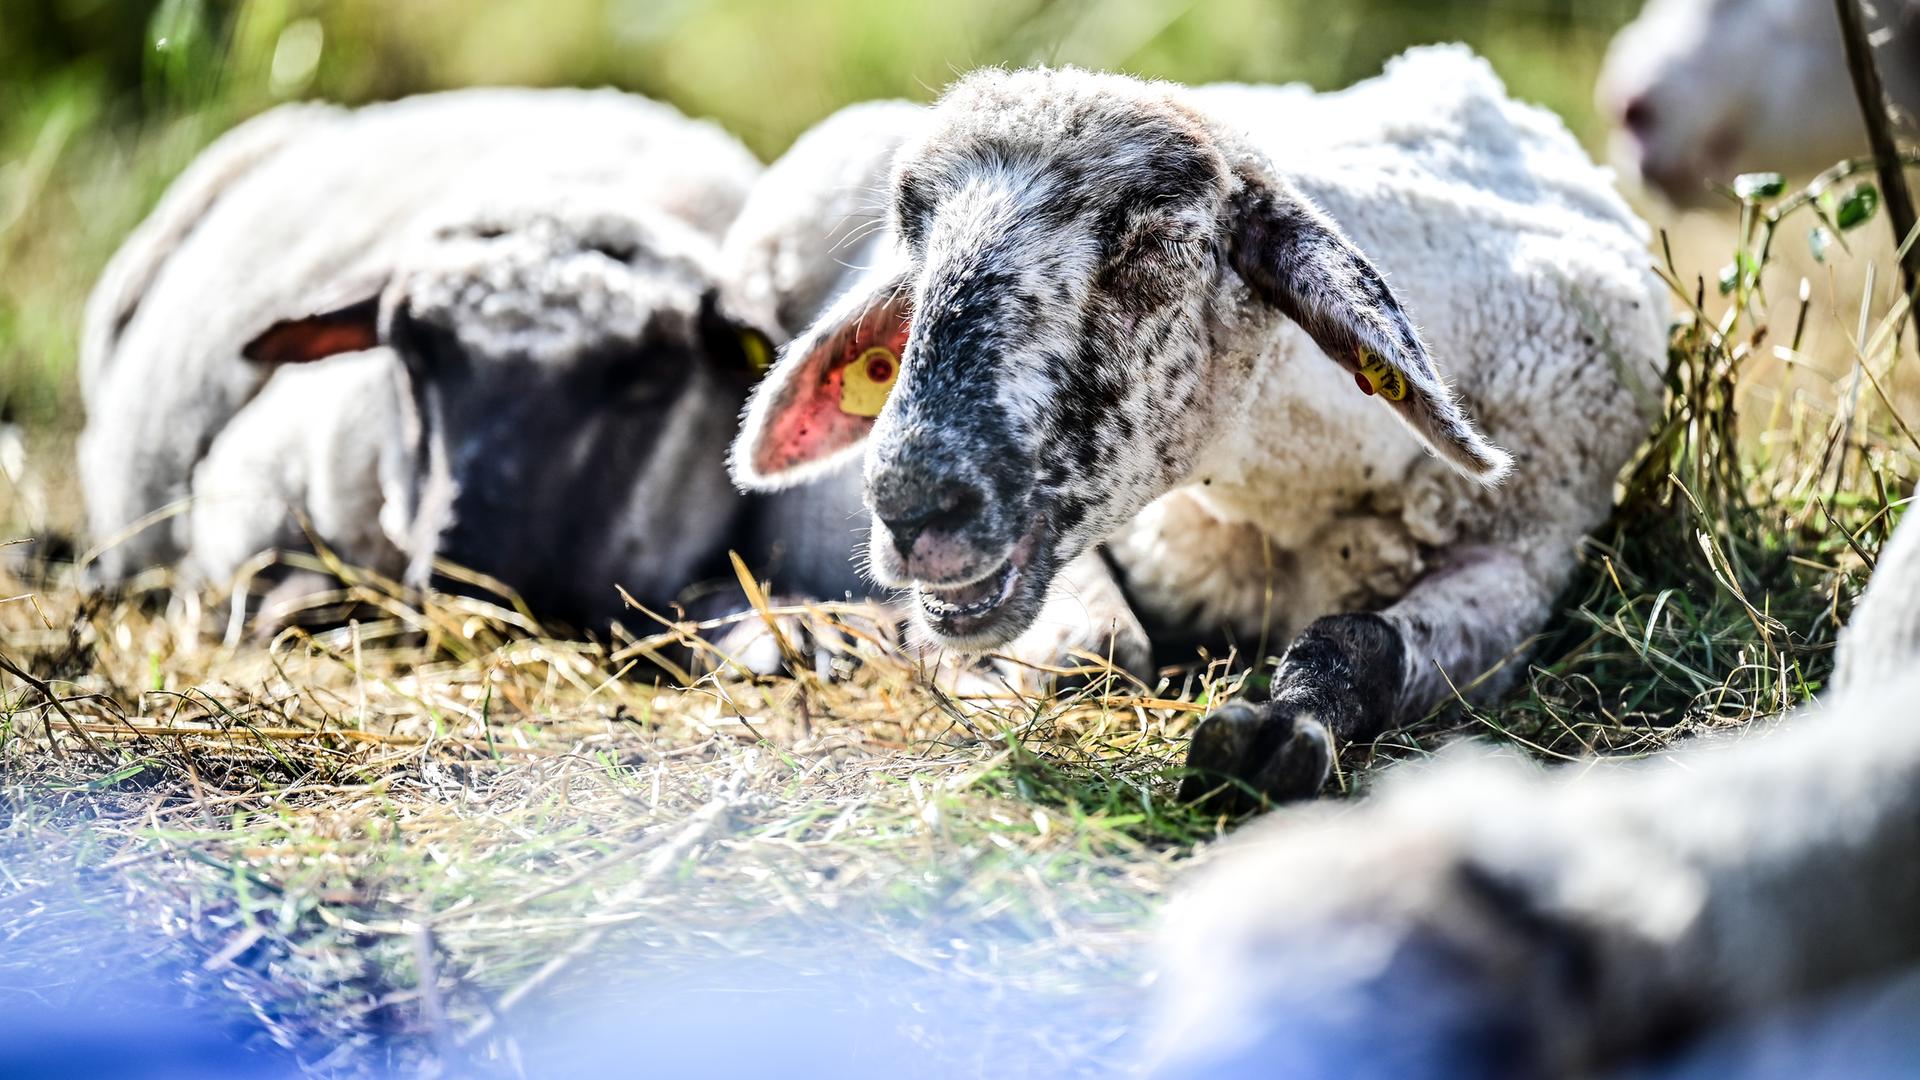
[721,100,924,339]
[185,354,407,589]
[1111,47,1667,704]
[400,194,730,367]
[1834,491,1920,692]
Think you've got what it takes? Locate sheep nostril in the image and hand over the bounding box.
[1622,96,1656,137]
[879,510,933,557]
[875,478,987,558]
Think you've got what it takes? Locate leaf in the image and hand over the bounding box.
[1717,251,1759,295]
[1809,225,1833,263]
[1837,183,1880,230]
[1733,172,1785,200]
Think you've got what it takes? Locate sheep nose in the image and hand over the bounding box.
[869,467,986,559]
[1621,95,1656,137]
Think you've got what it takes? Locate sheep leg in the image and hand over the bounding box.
[1152,677,1920,1077]
[1179,545,1547,810]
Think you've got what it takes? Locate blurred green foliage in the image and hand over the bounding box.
[0,0,1643,425]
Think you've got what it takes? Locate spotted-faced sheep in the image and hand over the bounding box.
[1148,499,1920,1079]
[1598,0,1920,205]
[80,88,777,627]
[732,46,1669,804]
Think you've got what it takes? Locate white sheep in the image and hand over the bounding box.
[1834,496,1920,688]
[80,88,777,627]
[1148,500,1920,1078]
[1598,0,1920,205]
[732,46,1669,801]
[722,100,926,348]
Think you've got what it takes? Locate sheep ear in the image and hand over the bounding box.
[241,294,383,366]
[729,270,913,491]
[1228,178,1512,483]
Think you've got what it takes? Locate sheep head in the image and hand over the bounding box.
[242,194,774,626]
[1596,0,1916,205]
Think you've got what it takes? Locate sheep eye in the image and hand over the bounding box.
[1120,223,1200,263]
[1149,226,1203,252]
[398,319,461,377]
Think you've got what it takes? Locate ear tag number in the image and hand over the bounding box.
[1355,349,1408,402]
[840,346,899,418]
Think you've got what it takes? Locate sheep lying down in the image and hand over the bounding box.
[79,88,858,631]
[733,46,1669,804]
[1597,0,1920,205]
[1149,505,1920,1079]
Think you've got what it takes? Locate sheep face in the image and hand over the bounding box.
[1597,0,1879,205]
[243,202,769,626]
[733,67,1506,650]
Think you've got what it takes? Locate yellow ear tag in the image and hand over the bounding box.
[739,329,773,374]
[840,346,899,418]
[1355,349,1408,402]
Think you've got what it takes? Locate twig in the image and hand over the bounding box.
[55,719,582,759]
[0,650,103,756]
[1834,0,1920,339]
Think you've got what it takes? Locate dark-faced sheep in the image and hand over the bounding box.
[80,88,777,629]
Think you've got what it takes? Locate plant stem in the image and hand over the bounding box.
[1834,0,1920,339]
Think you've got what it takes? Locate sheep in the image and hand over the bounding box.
[79,88,778,628]
[1597,0,1920,206]
[731,46,1669,804]
[1834,499,1920,687]
[1146,500,1920,1079]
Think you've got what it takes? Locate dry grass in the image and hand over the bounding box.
[1,570,1215,1074]
[2,168,1916,1075]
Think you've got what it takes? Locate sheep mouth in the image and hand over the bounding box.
[913,519,1049,646]
[920,558,1020,617]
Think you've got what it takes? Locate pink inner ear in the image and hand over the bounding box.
[752,298,912,477]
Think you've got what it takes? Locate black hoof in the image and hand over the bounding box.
[1177,701,1333,813]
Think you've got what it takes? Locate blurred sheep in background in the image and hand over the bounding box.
[1598,0,1919,205]
[78,88,776,630]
